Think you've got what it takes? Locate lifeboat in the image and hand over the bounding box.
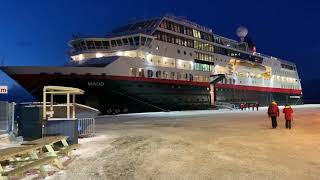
[233,61,267,74]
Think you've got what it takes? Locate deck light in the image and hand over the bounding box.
[96,53,103,58]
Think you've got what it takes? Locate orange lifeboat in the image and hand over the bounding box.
[233,61,267,74]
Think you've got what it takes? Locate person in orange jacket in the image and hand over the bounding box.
[268,101,280,129]
[283,104,294,129]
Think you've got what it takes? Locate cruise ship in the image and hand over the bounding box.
[0,15,303,114]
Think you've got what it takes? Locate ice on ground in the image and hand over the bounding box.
[0,133,22,149]
[49,104,320,180]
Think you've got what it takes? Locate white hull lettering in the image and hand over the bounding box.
[88,82,105,87]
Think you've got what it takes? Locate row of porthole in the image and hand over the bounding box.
[177,49,192,56]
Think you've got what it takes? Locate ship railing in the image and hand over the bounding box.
[256,53,296,65]
[165,15,213,33]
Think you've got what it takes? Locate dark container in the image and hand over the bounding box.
[18,106,43,140]
[18,105,79,144]
[45,119,79,144]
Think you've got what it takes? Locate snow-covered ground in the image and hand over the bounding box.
[53,104,320,180]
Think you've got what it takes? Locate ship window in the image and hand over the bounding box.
[128,38,134,45]
[170,72,175,80]
[86,41,95,49]
[116,39,122,46]
[156,71,161,78]
[80,41,87,50]
[177,72,181,80]
[111,40,117,47]
[134,36,140,45]
[163,71,169,79]
[129,68,137,77]
[138,68,145,77]
[96,41,104,49]
[73,43,81,51]
[122,38,129,45]
[141,37,147,46]
[189,74,193,81]
[145,38,152,46]
[147,70,153,78]
[102,41,110,49]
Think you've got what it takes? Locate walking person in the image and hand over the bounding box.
[283,104,294,129]
[256,103,259,111]
[268,101,279,129]
[240,103,244,111]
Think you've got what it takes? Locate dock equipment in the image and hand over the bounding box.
[0,136,79,179]
[42,86,85,120]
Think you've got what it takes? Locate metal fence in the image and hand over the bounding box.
[78,118,95,137]
[0,101,15,135]
[215,102,237,110]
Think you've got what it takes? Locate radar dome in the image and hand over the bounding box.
[236,26,248,38]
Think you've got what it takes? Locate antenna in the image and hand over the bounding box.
[236,26,248,42]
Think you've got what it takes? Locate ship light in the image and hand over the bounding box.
[78,54,84,61]
[146,53,152,61]
[116,51,123,56]
[163,57,167,63]
[96,53,103,58]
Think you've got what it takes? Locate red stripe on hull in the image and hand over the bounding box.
[12,74,302,95]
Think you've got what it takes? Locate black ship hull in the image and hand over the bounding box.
[11,74,211,114]
[10,74,303,114]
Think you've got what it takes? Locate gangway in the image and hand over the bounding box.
[209,74,226,107]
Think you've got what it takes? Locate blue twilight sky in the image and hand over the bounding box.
[0,0,319,81]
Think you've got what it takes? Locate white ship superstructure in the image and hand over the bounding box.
[1,15,303,114]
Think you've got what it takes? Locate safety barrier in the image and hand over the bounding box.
[215,102,237,110]
[0,101,15,135]
[78,118,95,137]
